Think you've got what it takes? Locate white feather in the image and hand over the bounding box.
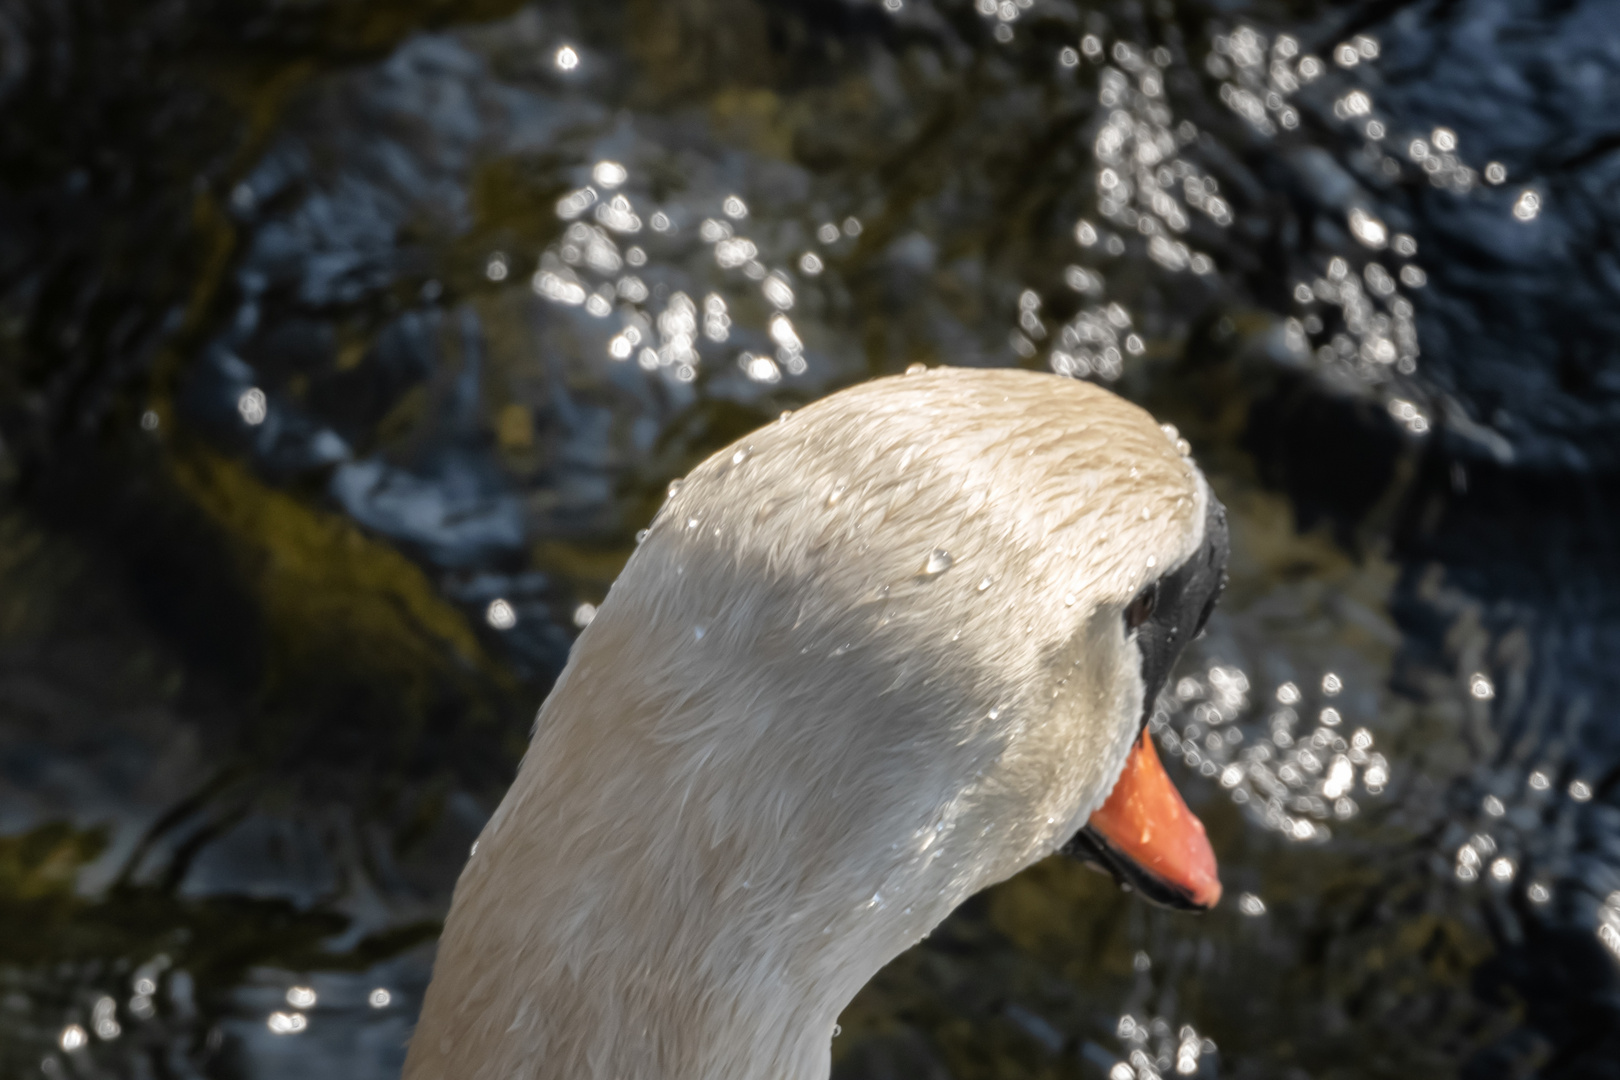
[405,368,1210,1080]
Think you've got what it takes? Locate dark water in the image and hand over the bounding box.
[2,0,1618,1077]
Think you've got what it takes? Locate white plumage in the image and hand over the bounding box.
[405,368,1213,1080]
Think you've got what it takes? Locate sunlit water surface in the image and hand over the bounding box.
[1,0,1617,1077]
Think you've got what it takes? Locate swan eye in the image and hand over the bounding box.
[1124,583,1158,631]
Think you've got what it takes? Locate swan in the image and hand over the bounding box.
[404,367,1228,1080]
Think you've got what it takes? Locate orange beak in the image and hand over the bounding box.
[1082,729,1222,910]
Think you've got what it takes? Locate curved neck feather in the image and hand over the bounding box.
[405,659,898,1080]
[404,370,1209,1080]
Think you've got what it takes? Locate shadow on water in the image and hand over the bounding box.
[1,0,1618,1077]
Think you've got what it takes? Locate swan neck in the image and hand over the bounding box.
[404,722,842,1080]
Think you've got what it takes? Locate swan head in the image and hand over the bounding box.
[408,368,1227,1080]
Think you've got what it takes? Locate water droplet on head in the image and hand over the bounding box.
[732,446,752,465]
[826,480,847,507]
[922,549,954,575]
[667,479,683,498]
[977,576,993,592]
